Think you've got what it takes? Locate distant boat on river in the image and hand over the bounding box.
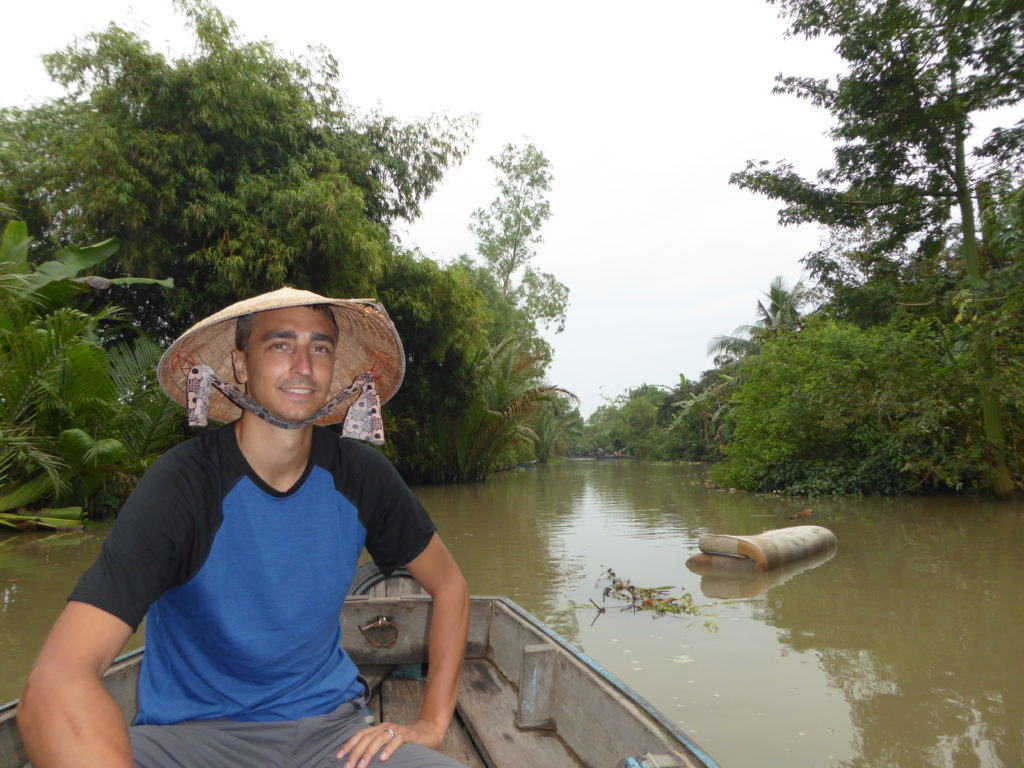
[595,450,630,460]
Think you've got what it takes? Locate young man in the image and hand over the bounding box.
[17,288,470,768]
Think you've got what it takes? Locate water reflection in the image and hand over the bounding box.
[755,504,1024,768]
[688,547,837,599]
[415,460,589,641]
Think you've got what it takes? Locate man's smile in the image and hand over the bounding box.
[280,385,318,398]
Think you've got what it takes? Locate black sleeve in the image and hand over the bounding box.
[345,440,436,575]
[69,447,203,630]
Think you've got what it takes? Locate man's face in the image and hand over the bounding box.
[230,306,337,424]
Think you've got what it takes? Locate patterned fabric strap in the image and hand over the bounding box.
[185,365,385,445]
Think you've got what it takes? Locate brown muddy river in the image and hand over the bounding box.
[2,459,1022,767]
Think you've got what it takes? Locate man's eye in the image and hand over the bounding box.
[270,342,289,351]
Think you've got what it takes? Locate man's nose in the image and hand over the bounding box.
[290,347,313,375]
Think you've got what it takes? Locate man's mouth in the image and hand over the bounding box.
[280,386,316,397]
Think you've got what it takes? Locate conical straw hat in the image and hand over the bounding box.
[158,287,405,426]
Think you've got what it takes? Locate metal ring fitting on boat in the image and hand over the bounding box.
[358,615,399,648]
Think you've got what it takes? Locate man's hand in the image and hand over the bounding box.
[337,718,446,766]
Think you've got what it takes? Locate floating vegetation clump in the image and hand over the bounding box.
[592,568,718,632]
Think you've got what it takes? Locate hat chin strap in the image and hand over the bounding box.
[185,365,385,444]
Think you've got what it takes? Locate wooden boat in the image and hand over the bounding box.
[0,565,718,768]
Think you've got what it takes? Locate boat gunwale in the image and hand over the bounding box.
[481,596,719,768]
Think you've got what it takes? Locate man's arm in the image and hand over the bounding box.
[17,601,135,768]
[338,534,469,766]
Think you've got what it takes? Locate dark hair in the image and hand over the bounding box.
[234,304,340,352]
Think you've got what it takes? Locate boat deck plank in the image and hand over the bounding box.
[381,678,486,768]
[362,664,390,724]
[456,660,582,768]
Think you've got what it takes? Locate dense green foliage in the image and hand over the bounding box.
[586,246,1022,495]
[373,248,491,483]
[376,140,577,481]
[579,382,713,462]
[712,319,992,495]
[0,222,182,523]
[0,0,473,342]
[449,339,573,481]
[529,396,583,463]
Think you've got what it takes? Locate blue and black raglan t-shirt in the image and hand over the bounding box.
[69,422,435,726]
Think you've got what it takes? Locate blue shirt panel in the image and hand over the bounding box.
[136,465,367,724]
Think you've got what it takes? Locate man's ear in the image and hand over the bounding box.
[230,349,248,385]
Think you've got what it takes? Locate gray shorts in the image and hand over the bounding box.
[127,696,465,768]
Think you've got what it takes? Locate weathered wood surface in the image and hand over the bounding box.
[360,664,392,724]
[381,677,486,768]
[358,569,425,598]
[456,660,582,768]
[516,643,556,730]
[0,706,23,768]
[386,576,424,597]
[487,601,703,768]
[359,664,393,695]
[341,596,490,665]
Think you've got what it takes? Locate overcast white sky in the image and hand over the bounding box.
[3,1,844,416]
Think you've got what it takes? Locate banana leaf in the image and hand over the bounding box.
[21,239,120,292]
[0,221,31,274]
[0,508,84,532]
[0,473,57,511]
[30,506,83,520]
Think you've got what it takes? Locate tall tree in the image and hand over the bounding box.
[468,141,569,338]
[0,0,474,341]
[732,0,1024,497]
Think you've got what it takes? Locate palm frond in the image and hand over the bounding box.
[108,336,164,397]
[0,473,64,512]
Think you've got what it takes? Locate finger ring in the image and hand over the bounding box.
[384,728,396,739]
